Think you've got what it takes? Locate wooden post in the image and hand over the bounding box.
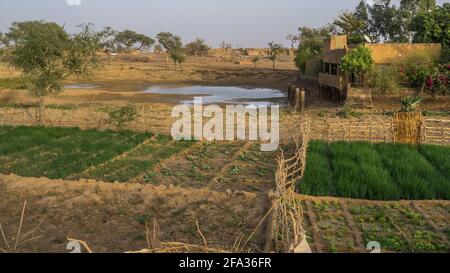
[300,89,306,113]
[295,88,301,112]
[293,88,306,112]
[288,85,293,107]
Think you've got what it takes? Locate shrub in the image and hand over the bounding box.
[368,66,400,95]
[397,52,449,95]
[106,104,138,129]
[341,45,374,82]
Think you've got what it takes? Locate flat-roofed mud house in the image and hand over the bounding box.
[318,35,442,103]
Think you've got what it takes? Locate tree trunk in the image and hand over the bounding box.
[272,60,276,70]
[37,96,46,125]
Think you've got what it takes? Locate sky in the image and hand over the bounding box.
[0,0,448,48]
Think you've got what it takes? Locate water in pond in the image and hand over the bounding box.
[65,83,99,89]
[144,85,286,105]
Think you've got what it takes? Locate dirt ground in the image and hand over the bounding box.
[0,174,270,253]
[0,56,297,107]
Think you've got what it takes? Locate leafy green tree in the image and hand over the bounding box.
[5,21,100,124]
[156,32,182,65]
[169,50,186,68]
[268,42,284,70]
[294,26,332,74]
[185,38,210,61]
[333,12,366,44]
[340,45,374,84]
[368,0,409,42]
[355,0,370,37]
[251,56,260,68]
[411,3,449,62]
[115,30,155,52]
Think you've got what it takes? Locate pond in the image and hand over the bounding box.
[143,85,286,105]
[65,83,100,89]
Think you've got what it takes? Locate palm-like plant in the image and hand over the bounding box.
[401,96,422,112]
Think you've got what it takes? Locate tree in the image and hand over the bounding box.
[367,0,410,42]
[156,32,182,65]
[333,12,366,44]
[251,56,260,68]
[97,26,117,52]
[355,0,370,36]
[411,3,449,61]
[294,26,332,74]
[340,45,374,85]
[115,30,155,52]
[185,38,210,61]
[5,21,100,124]
[268,42,284,70]
[286,34,299,51]
[169,50,186,68]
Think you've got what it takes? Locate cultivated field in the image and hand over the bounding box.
[300,141,450,200]
[0,56,449,253]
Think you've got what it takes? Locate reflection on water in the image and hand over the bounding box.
[65,83,99,89]
[144,85,285,105]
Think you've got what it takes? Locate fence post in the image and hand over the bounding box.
[288,84,293,107]
[300,89,305,113]
[294,88,305,113]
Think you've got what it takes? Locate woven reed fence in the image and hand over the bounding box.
[422,118,450,146]
[270,121,311,253]
[0,105,173,133]
[310,116,450,146]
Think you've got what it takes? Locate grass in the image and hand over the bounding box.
[0,77,28,90]
[0,103,78,110]
[0,126,152,180]
[300,141,450,201]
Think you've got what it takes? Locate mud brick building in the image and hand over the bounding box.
[318,35,442,103]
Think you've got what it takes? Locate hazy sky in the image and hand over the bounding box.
[0,0,448,47]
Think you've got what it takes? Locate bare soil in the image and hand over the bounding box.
[0,174,269,253]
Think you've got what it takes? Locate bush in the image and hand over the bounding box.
[368,66,400,95]
[397,52,449,95]
[106,104,138,129]
[340,45,374,80]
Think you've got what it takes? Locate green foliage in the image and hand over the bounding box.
[411,3,449,52]
[268,42,284,69]
[337,105,364,119]
[185,38,210,57]
[333,12,366,44]
[105,104,138,129]
[251,56,260,68]
[368,66,400,95]
[169,50,186,67]
[400,96,422,112]
[396,51,449,95]
[4,21,100,99]
[300,141,450,200]
[115,29,155,52]
[340,45,374,76]
[294,26,332,71]
[0,126,151,179]
[156,32,182,52]
[0,77,29,89]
